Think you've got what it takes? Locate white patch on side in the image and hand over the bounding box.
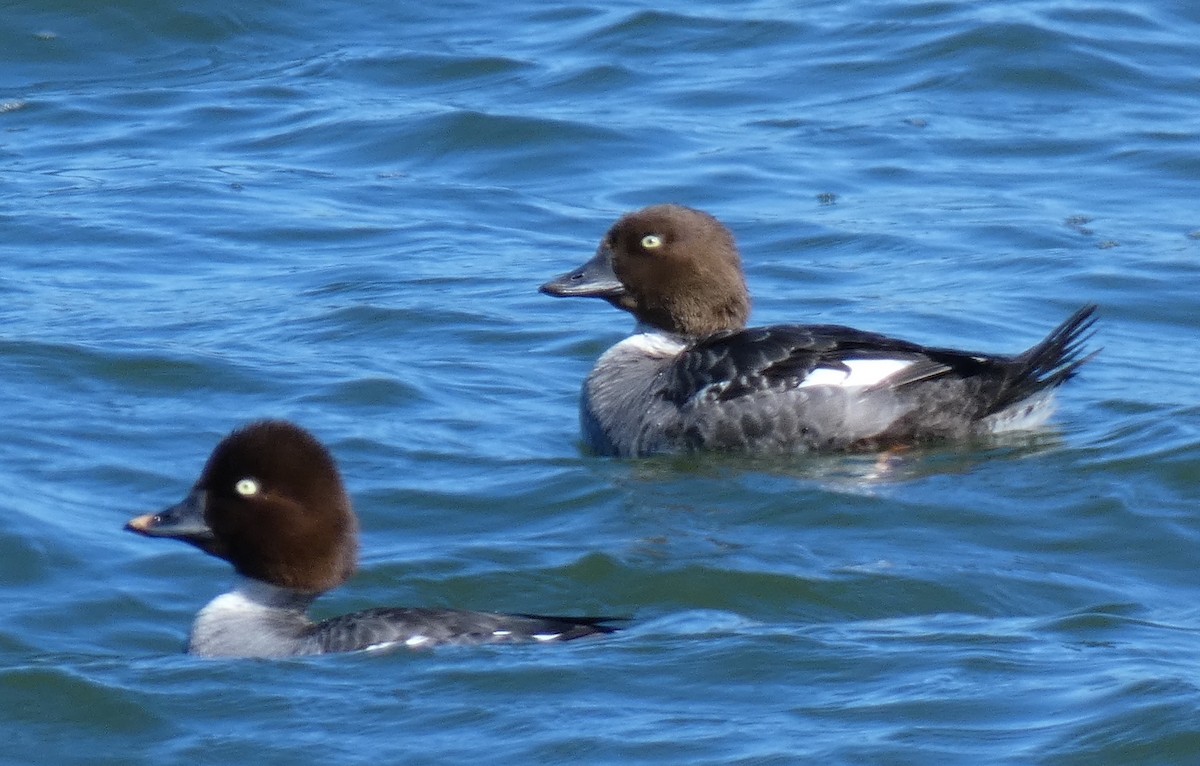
[364,641,401,652]
[981,392,1057,433]
[797,359,915,389]
[532,633,562,642]
[189,578,314,658]
[196,579,305,620]
[612,331,687,359]
[196,589,271,621]
[403,635,432,648]
[491,630,513,638]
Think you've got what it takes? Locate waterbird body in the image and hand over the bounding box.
[540,204,1097,457]
[125,420,617,657]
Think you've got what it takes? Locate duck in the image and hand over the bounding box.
[125,420,618,657]
[539,204,1097,457]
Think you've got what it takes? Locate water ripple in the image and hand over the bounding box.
[3,0,1199,762]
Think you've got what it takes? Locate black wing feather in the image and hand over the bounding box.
[311,608,620,652]
[661,306,1099,416]
[661,324,933,407]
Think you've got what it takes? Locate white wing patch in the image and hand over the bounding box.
[798,359,915,389]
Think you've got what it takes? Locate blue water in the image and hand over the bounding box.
[2,0,1199,762]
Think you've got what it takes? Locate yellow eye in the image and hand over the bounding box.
[640,234,663,250]
[235,478,260,497]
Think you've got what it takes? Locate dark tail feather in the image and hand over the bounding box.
[989,304,1100,415]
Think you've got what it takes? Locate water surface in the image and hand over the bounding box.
[2,1,1199,763]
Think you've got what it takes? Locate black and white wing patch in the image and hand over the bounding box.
[660,324,941,407]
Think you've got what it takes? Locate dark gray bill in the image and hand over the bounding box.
[539,246,625,298]
[125,489,215,547]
